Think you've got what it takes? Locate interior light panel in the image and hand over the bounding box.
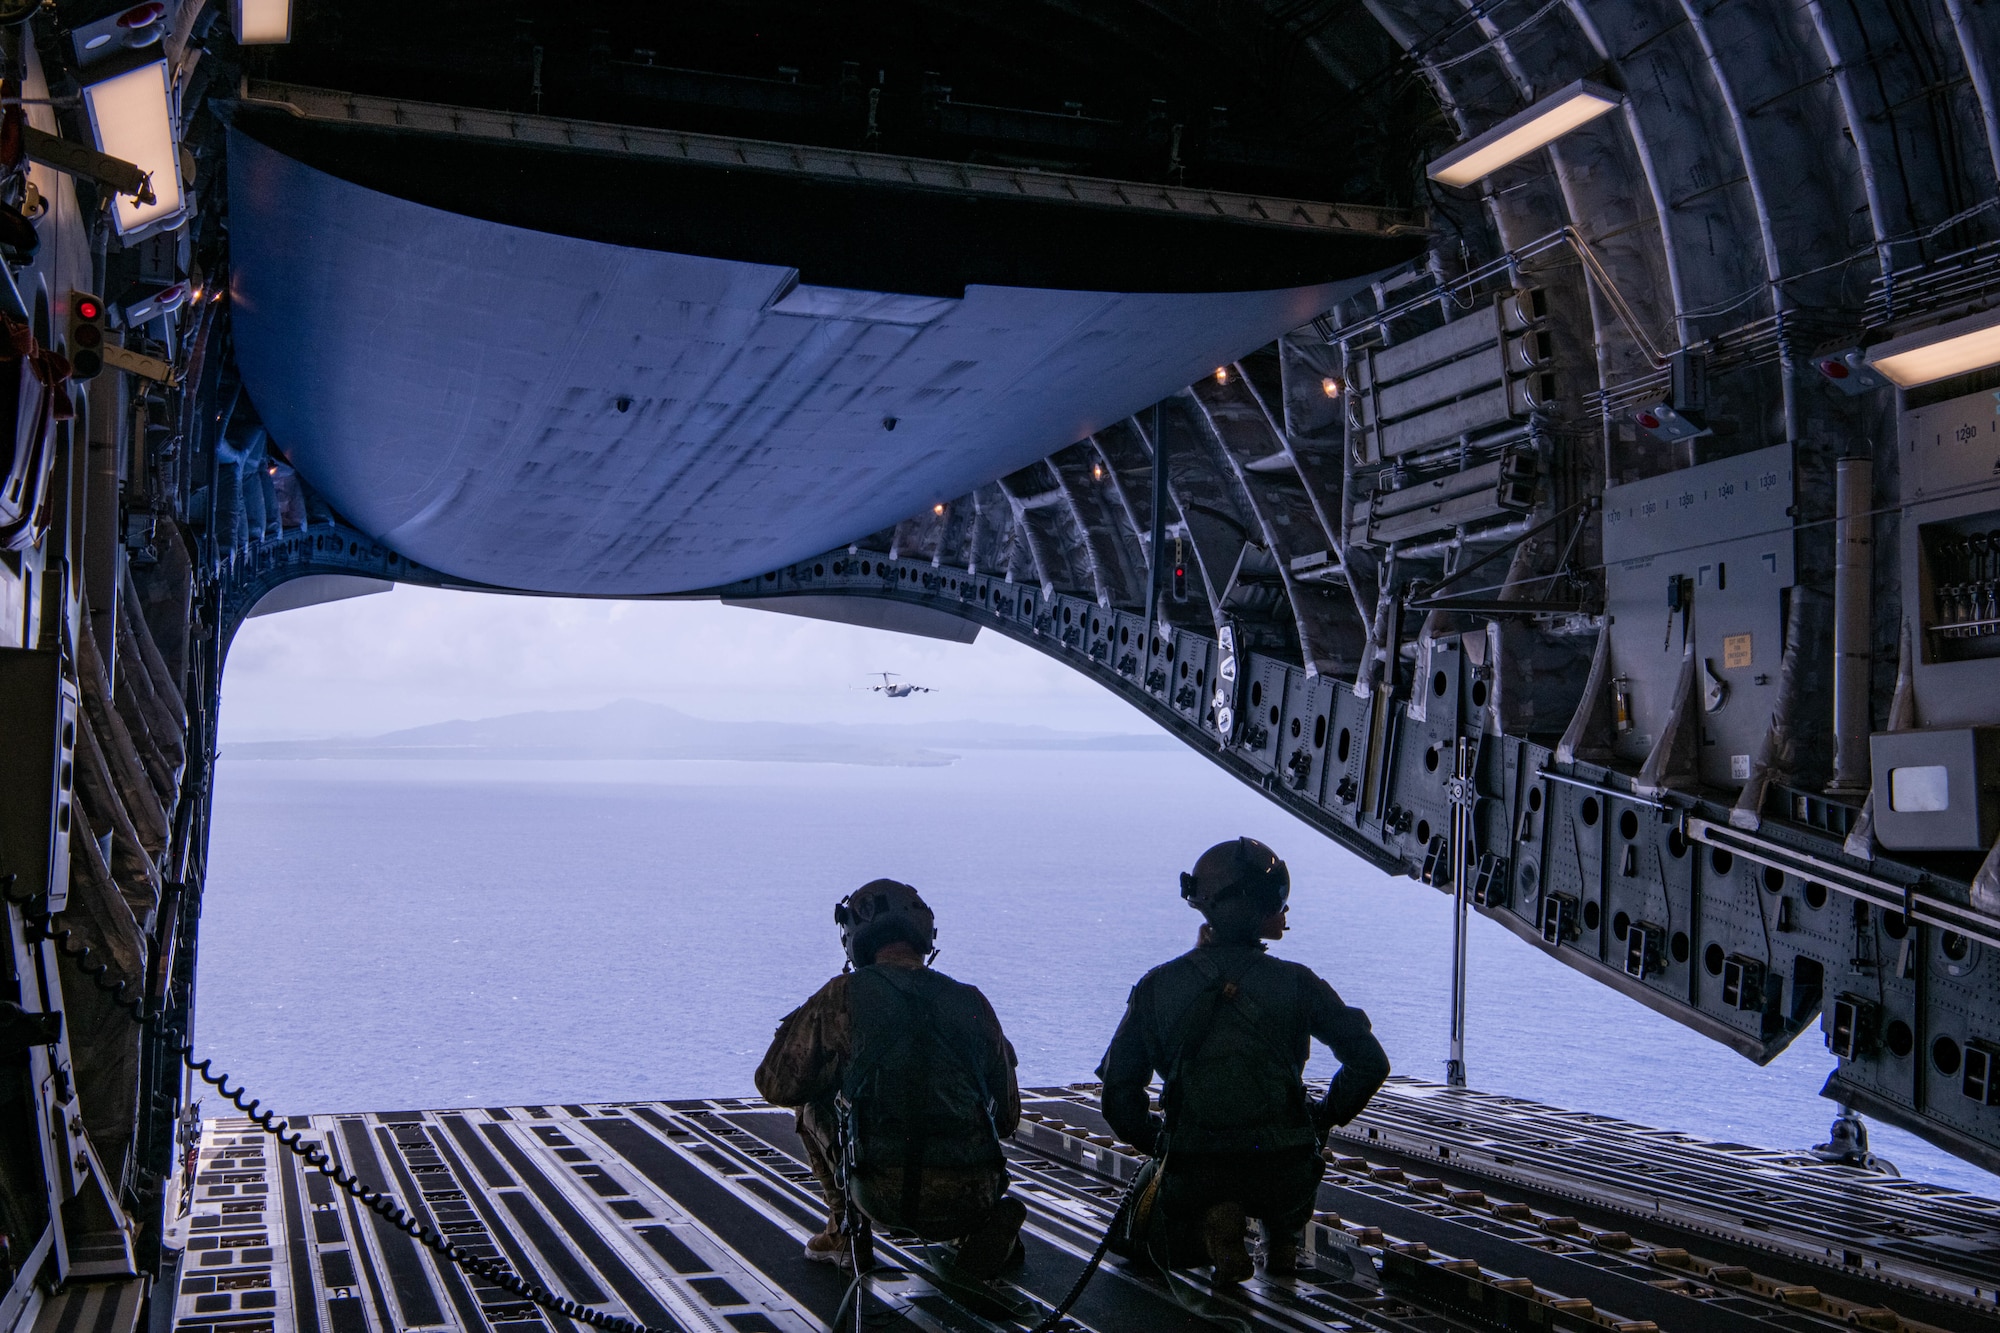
[1428,80,1622,188]
[1867,310,2000,388]
[82,59,182,235]
[236,0,292,45]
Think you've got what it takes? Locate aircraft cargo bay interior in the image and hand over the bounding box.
[5,3,2000,1332]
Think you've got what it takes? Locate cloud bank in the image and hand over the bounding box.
[221,586,1161,741]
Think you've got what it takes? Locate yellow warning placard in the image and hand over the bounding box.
[1723,634,1752,668]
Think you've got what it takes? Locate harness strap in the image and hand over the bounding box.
[901,1132,926,1223]
[878,970,937,1221]
[850,966,993,1223]
[1161,955,1233,1129]
[1160,951,1306,1134]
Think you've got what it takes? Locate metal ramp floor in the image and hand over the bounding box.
[164,1079,2000,1333]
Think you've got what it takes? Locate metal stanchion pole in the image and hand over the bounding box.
[1446,736,1471,1088]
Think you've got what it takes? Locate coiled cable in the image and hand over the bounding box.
[1022,1221,1112,1333]
[3,879,664,1333]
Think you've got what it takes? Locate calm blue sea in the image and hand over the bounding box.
[197,750,1998,1197]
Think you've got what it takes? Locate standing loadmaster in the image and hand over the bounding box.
[757,878,1027,1278]
[1098,837,1391,1282]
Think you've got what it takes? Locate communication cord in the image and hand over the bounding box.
[1022,1214,1114,1333]
[2,879,662,1333]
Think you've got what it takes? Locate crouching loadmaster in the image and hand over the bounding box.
[756,879,1027,1278]
[1098,838,1390,1283]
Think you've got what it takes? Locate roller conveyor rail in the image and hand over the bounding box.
[1323,1076,2000,1310]
[166,1080,2000,1333]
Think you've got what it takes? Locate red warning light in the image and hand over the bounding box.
[68,291,107,379]
[1819,358,1850,379]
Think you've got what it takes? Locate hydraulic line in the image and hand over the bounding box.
[0,876,661,1333]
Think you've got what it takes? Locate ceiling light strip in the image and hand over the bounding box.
[1427,80,1622,189]
[1865,308,2000,387]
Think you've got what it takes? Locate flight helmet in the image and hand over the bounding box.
[1180,838,1290,942]
[835,878,938,968]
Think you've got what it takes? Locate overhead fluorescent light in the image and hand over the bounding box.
[1427,80,1622,188]
[235,0,292,45]
[81,59,183,235]
[1865,309,2000,388]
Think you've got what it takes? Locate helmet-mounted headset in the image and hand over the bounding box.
[1179,837,1291,917]
[834,878,938,968]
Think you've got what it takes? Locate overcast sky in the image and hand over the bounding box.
[219,585,1162,741]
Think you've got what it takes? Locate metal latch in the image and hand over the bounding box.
[1702,658,1728,713]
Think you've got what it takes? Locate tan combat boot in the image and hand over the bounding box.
[1202,1202,1253,1285]
[803,1218,853,1268]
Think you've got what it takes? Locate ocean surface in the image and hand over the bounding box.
[197,749,1999,1197]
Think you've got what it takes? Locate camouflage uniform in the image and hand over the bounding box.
[755,957,1021,1239]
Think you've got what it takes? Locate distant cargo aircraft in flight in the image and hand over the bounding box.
[863,673,935,698]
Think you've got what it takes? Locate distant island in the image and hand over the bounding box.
[220,698,1179,768]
